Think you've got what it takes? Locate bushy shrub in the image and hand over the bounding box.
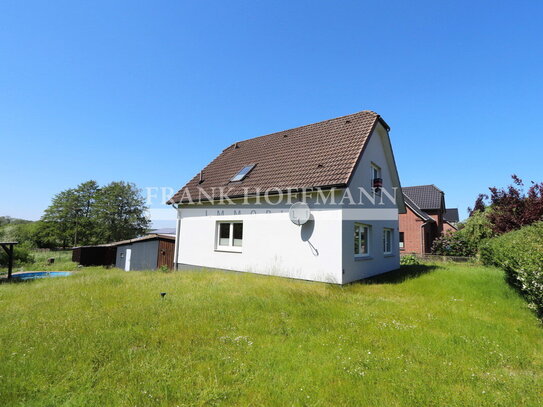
[456,209,495,248]
[0,244,34,267]
[400,254,420,266]
[481,222,543,314]
[431,232,477,257]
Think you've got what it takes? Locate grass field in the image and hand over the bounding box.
[0,264,542,406]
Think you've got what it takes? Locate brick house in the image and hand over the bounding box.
[443,208,460,233]
[399,185,458,254]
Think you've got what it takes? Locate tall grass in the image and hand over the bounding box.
[0,264,542,406]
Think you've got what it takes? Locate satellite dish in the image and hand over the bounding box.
[289,202,311,226]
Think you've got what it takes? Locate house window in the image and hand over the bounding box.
[371,163,381,182]
[354,223,371,257]
[371,163,382,194]
[230,164,255,182]
[216,221,243,251]
[383,228,393,255]
[399,232,405,250]
[233,222,243,247]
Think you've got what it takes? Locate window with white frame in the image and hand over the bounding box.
[354,223,371,257]
[383,228,393,255]
[399,232,404,250]
[371,163,382,195]
[371,163,381,181]
[216,221,243,251]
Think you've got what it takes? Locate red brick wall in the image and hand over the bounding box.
[426,210,444,235]
[400,204,455,254]
[399,206,424,254]
[443,222,457,234]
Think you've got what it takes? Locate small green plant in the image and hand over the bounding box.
[400,254,420,265]
[159,265,170,273]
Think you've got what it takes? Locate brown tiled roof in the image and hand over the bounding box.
[169,111,385,204]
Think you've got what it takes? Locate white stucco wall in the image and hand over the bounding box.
[344,123,400,209]
[340,217,400,284]
[174,122,401,285]
[340,123,401,283]
[175,204,343,284]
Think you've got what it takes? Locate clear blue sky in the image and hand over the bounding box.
[1,0,542,226]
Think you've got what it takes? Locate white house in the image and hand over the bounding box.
[168,111,406,284]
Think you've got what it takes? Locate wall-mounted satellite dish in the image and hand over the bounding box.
[289,202,311,226]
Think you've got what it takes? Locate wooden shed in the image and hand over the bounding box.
[72,234,175,270]
[72,244,117,266]
[114,234,176,271]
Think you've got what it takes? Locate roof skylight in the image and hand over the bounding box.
[230,164,255,182]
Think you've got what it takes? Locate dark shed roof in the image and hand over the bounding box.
[150,228,176,235]
[113,234,175,247]
[169,111,391,204]
[402,185,444,211]
[72,234,175,250]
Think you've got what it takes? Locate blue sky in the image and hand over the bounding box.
[1,0,542,226]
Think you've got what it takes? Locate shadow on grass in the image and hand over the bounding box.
[361,264,439,285]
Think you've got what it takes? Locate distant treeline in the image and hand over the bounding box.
[0,216,32,227]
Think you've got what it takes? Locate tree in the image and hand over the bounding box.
[41,187,80,248]
[93,181,150,242]
[492,176,543,233]
[473,175,543,234]
[467,194,487,216]
[456,209,495,248]
[70,180,100,245]
[39,180,150,247]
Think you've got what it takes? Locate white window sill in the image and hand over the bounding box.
[215,247,242,253]
[354,255,373,261]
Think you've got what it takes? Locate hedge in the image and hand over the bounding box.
[480,222,543,314]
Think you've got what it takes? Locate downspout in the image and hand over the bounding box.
[171,202,181,271]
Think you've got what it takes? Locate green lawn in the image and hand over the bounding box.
[0,264,542,406]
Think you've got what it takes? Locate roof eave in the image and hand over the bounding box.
[172,184,349,205]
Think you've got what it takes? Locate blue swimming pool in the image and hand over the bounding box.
[13,271,72,280]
